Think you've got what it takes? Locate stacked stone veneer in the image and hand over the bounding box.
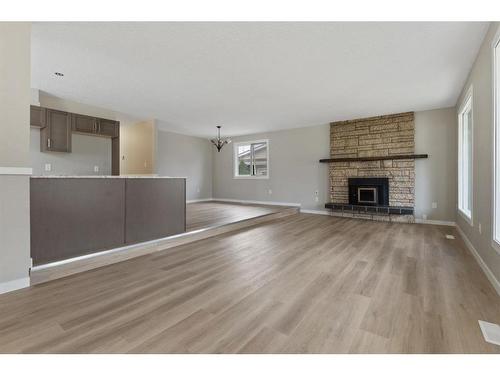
[329,112,415,222]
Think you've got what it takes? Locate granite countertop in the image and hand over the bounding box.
[31,175,187,179]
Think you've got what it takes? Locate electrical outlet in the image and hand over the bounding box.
[44,163,51,172]
[479,223,482,234]
[144,161,148,168]
[268,189,273,195]
[94,165,99,173]
[432,202,437,209]
[315,196,319,202]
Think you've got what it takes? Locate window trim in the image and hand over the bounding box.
[457,85,474,226]
[492,29,500,254]
[233,139,270,179]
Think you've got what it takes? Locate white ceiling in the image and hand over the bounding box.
[32,22,488,138]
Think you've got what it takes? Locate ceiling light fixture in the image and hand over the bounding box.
[54,72,64,77]
[211,126,231,152]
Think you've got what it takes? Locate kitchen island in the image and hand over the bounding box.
[30,176,186,265]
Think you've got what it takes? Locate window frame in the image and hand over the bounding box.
[233,139,270,179]
[457,85,474,226]
[492,29,500,253]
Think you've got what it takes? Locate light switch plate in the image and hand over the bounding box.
[432,202,437,209]
[44,163,51,172]
[94,166,99,172]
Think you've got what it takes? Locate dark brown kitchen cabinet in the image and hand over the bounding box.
[30,105,46,128]
[40,109,72,152]
[97,118,119,137]
[72,113,98,134]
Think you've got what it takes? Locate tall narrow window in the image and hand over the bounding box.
[493,33,500,251]
[458,87,473,224]
[234,140,269,179]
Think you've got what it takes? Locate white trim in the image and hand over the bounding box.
[492,28,500,255]
[0,277,30,295]
[300,209,331,215]
[0,167,32,176]
[414,218,456,227]
[233,139,270,179]
[456,224,500,296]
[212,198,300,207]
[186,198,214,203]
[457,85,474,226]
[32,226,215,271]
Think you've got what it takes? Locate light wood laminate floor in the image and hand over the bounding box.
[1,214,499,353]
[186,201,284,232]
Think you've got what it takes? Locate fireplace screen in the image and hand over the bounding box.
[358,187,377,204]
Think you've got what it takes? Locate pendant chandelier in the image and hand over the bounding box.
[211,126,231,152]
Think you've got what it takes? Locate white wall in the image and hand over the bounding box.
[212,110,458,219]
[455,22,500,285]
[0,23,31,292]
[30,131,112,176]
[213,124,330,210]
[30,92,141,176]
[156,127,213,201]
[414,108,457,222]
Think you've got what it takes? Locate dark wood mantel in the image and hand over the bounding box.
[319,154,428,163]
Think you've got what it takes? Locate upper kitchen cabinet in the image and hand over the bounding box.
[30,105,46,128]
[97,118,119,138]
[40,109,72,153]
[72,114,119,138]
[72,113,98,135]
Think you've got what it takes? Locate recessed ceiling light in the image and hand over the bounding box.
[54,72,64,77]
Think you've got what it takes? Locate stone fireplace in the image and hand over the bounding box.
[327,112,416,222]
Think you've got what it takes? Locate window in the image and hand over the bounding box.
[458,86,473,224]
[493,32,500,251]
[234,140,269,178]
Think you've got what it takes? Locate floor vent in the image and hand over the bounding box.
[445,234,455,240]
[479,320,500,346]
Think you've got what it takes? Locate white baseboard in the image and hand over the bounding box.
[212,198,301,207]
[415,218,456,227]
[186,198,214,203]
[455,225,500,296]
[0,277,30,295]
[0,167,32,175]
[300,209,331,215]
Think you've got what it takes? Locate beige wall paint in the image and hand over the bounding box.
[455,22,500,284]
[414,108,457,222]
[120,120,156,175]
[213,110,458,218]
[0,23,31,291]
[156,129,213,200]
[0,23,31,167]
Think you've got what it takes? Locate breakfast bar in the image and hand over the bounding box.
[30,176,186,265]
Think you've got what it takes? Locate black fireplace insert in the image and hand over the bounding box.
[348,177,389,206]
